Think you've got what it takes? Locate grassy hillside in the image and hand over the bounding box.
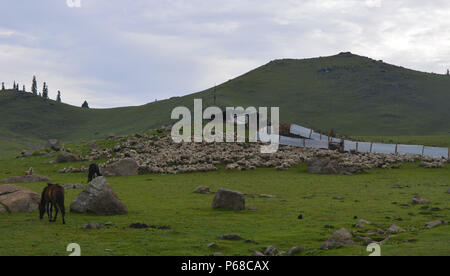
[1,52,450,155]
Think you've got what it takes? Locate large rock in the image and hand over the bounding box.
[2,174,50,183]
[212,189,245,210]
[307,158,361,175]
[46,139,60,151]
[101,158,138,177]
[0,185,40,213]
[320,228,358,249]
[57,151,79,163]
[70,176,127,215]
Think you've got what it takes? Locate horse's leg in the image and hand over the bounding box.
[53,202,59,222]
[46,201,50,220]
[59,201,66,225]
[49,202,54,222]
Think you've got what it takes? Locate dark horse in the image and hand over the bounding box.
[39,184,66,224]
[88,163,102,183]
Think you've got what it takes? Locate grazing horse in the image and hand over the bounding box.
[88,163,102,183]
[39,184,66,224]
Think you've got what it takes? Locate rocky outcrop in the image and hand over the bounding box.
[0,185,40,213]
[212,189,245,210]
[70,176,127,215]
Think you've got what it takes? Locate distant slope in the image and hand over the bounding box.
[1,52,450,155]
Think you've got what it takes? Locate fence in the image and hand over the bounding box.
[280,124,449,159]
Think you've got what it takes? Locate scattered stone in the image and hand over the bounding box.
[320,228,357,250]
[446,189,450,194]
[333,196,343,200]
[129,223,149,229]
[264,246,280,256]
[46,139,60,151]
[212,189,245,210]
[259,194,277,199]
[2,174,50,183]
[287,246,306,256]
[357,236,374,246]
[253,250,265,256]
[101,158,138,177]
[193,186,211,194]
[0,185,40,213]
[354,219,371,228]
[63,184,84,190]
[248,207,258,211]
[213,253,223,257]
[70,176,128,215]
[57,151,80,163]
[217,234,242,240]
[425,220,448,229]
[387,224,404,233]
[411,196,430,205]
[207,243,218,248]
[82,222,103,230]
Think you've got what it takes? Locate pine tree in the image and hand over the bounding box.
[56,91,62,102]
[31,76,37,95]
[42,82,48,99]
[81,100,89,108]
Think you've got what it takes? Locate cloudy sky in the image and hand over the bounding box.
[1,0,449,108]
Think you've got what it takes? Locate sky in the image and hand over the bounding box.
[0,0,449,108]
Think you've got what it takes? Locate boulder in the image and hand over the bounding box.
[411,196,430,205]
[287,246,306,256]
[194,186,211,194]
[320,228,357,249]
[264,246,280,256]
[212,189,245,210]
[81,222,103,230]
[101,158,138,177]
[70,176,128,215]
[307,158,360,175]
[0,185,40,213]
[387,224,404,233]
[63,184,84,190]
[425,220,447,229]
[2,174,50,183]
[217,234,242,240]
[46,139,60,151]
[57,151,79,163]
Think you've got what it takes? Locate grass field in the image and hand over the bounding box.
[0,152,448,256]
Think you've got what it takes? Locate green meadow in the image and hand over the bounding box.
[0,153,448,256]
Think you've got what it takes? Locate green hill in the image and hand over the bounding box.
[1,52,450,156]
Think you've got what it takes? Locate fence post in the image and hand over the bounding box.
[448,148,450,160]
[370,142,373,153]
[395,144,398,154]
[309,129,313,139]
[356,142,359,153]
[422,145,425,156]
[303,138,306,147]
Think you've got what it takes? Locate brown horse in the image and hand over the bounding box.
[39,184,66,224]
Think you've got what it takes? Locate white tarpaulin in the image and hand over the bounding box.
[397,144,423,155]
[424,147,448,159]
[290,124,311,138]
[279,136,303,147]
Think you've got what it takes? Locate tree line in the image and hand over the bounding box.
[1,76,89,108]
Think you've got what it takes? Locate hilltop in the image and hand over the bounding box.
[1,52,450,155]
